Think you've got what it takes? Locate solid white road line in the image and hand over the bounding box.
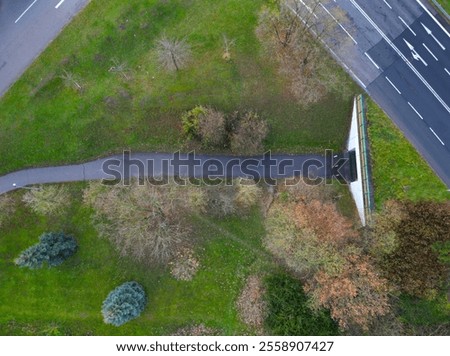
[297,0,318,19]
[350,0,450,114]
[423,43,438,60]
[385,76,401,94]
[55,0,65,9]
[445,68,450,76]
[429,127,445,145]
[398,16,416,36]
[364,52,380,69]
[319,3,357,44]
[383,0,392,10]
[15,0,38,23]
[408,102,424,120]
[416,0,450,38]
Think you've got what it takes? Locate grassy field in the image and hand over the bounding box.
[436,0,450,14]
[0,180,358,336]
[0,185,269,335]
[0,0,356,175]
[366,99,448,207]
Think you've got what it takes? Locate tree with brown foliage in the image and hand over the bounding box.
[230,111,268,155]
[265,195,391,331]
[375,201,450,298]
[305,254,390,331]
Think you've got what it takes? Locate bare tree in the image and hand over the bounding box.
[156,36,191,72]
[222,34,236,61]
[22,185,70,216]
[230,111,268,155]
[108,58,131,80]
[83,180,205,265]
[256,0,353,105]
[60,70,83,91]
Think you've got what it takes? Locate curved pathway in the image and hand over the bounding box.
[0,151,351,195]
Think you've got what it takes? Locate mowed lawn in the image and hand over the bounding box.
[366,99,448,206]
[0,186,268,335]
[0,0,355,175]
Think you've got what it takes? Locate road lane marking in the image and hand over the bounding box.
[423,43,438,60]
[407,102,424,120]
[398,16,416,36]
[421,23,446,50]
[416,0,450,38]
[445,68,450,76]
[15,0,39,23]
[364,52,380,69]
[319,2,357,44]
[55,0,65,9]
[296,0,318,19]
[429,127,445,145]
[385,76,401,94]
[349,0,450,113]
[403,39,428,66]
[383,0,392,10]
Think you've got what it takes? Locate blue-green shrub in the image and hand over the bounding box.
[102,282,147,327]
[15,232,77,269]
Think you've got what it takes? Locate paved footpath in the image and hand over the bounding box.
[0,152,350,194]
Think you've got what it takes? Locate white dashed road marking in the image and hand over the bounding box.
[408,102,424,120]
[15,0,38,23]
[385,76,401,94]
[429,127,445,145]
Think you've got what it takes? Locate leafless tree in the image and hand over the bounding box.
[83,180,205,265]
[256,0,352,104]
[230,111,268,155]
[60,70,83,91]
[222,34,236,61]
[156,36,192,72]
[108,58,131,80]
[22,185,70,216]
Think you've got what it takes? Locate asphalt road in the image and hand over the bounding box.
[0,152,350,195]
[294,0,450,188]
[0,0,89,96]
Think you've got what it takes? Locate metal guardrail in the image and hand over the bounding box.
[356,95,375,224]
[430,0,450,22]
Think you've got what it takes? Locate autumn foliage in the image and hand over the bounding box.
[375,201,450,298]
[265,192,390,331]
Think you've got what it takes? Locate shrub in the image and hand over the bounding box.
[234,178,262,212]
[198,107,227,148]
[230,111,268,155]
[264,273,338,336]
[102,282,147,327]
[22,185,70,216]
[181,106,206,139]
[236,275,267,330]
[169,248,200,281]
[15,232,77,269]
[0,195,14,228]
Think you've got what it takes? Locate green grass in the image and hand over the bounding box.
[0,185,268,335]
[0,0,355,175]
[399,294,450,328]
[366,99,448,207]
[435,0,450,14]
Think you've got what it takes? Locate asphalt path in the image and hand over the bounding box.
[0,152,350,195]
[0,0,89,96]
[293,0,450,188]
